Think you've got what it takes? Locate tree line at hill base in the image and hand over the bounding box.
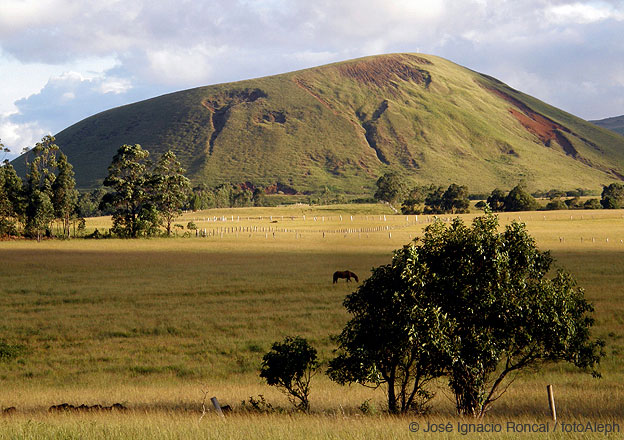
[374,171,618,215]
[3,138,624,239]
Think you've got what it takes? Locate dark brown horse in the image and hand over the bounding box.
[333,270,359,284]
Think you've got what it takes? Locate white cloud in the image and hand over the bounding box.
[546,2,624,25]
[0,116,46,157]
[99,77,132,94]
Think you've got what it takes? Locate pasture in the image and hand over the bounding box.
[1,205,624,438]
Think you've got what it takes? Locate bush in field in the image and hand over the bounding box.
[545,198,568,210]
[601,183,624,209]
[329,214,604,417]
[0,341,21,362]
[584,198,602,209]
[260,336,319,412]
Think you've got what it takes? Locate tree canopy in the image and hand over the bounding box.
[374,171,406,205]
[329,213,604,417]
[101,144,154,238]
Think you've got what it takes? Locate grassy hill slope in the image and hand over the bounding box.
[13,53,624,193]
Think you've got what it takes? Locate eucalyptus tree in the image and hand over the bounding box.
[101,144,154,238]
[151,150,190,236]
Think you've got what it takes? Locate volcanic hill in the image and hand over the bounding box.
[13,53,624,194]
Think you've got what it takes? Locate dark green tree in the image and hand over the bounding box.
[504,184,539,211]
[401,185,432,215]
[327,248,449,414]
[600,183,624,209]
[51,153,78,238]
[26,189,54,241]
[374,172,406,205]
[330,214,604,418]
[1,161,24,237]
[424,186,445,214]
[260,336,319,412]
[151,151,191,236]
[486,188,506,212]
[441,183,470,214]
[584,198,602,210]
[101,144,153,237]
[408,215,602,417]
[77,188,107,218]
[545,198,568,210]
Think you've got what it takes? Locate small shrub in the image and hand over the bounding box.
[260,336,319,412]
[584,198,602,210]
[359,399,377,415]
[187,221,197,230]
[240,395,275,413]
[0,341,21,362]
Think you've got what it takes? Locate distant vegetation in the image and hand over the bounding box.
[3,137,624,240]
[372,171,614,216]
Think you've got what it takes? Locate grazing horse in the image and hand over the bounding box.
[333,270,359,284]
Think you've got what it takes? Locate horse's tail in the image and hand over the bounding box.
[333,271,338,283]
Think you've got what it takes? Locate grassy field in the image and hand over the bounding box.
[1,205,624,438]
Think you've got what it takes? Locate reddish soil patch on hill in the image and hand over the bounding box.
[488,88,579,158]
[337,55,432,89]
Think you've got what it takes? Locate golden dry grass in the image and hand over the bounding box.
[1,205,624,438]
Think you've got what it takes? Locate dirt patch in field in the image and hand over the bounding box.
[337,55,432,89]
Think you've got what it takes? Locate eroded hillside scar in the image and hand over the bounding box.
[357,100,390,164]
[488,87,580,154]
[292,78,338,115]
[201,88,267,155]
[337,55,432,90]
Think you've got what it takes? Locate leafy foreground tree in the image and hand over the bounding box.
[260,336,319,412]
[329,213,604,417]
[327,251,450,414]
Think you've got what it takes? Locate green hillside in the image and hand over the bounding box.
[13,53,624,193]
[591,115,624,136]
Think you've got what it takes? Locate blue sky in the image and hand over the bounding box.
[1,0,623,161]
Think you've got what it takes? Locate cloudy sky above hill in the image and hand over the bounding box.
[1,0,623,159]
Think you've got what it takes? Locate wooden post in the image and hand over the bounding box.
[211,396,225,417]
[547,385,556,422]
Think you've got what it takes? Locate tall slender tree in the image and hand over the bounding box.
[24,135,59,238]
[151,150,190,236]
[52,153,78,238]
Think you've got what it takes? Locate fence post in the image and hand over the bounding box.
[211,396,225,418]
[547,385,556,422]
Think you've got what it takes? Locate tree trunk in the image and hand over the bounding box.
[387,378,398,414]
[451,369,484,417]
